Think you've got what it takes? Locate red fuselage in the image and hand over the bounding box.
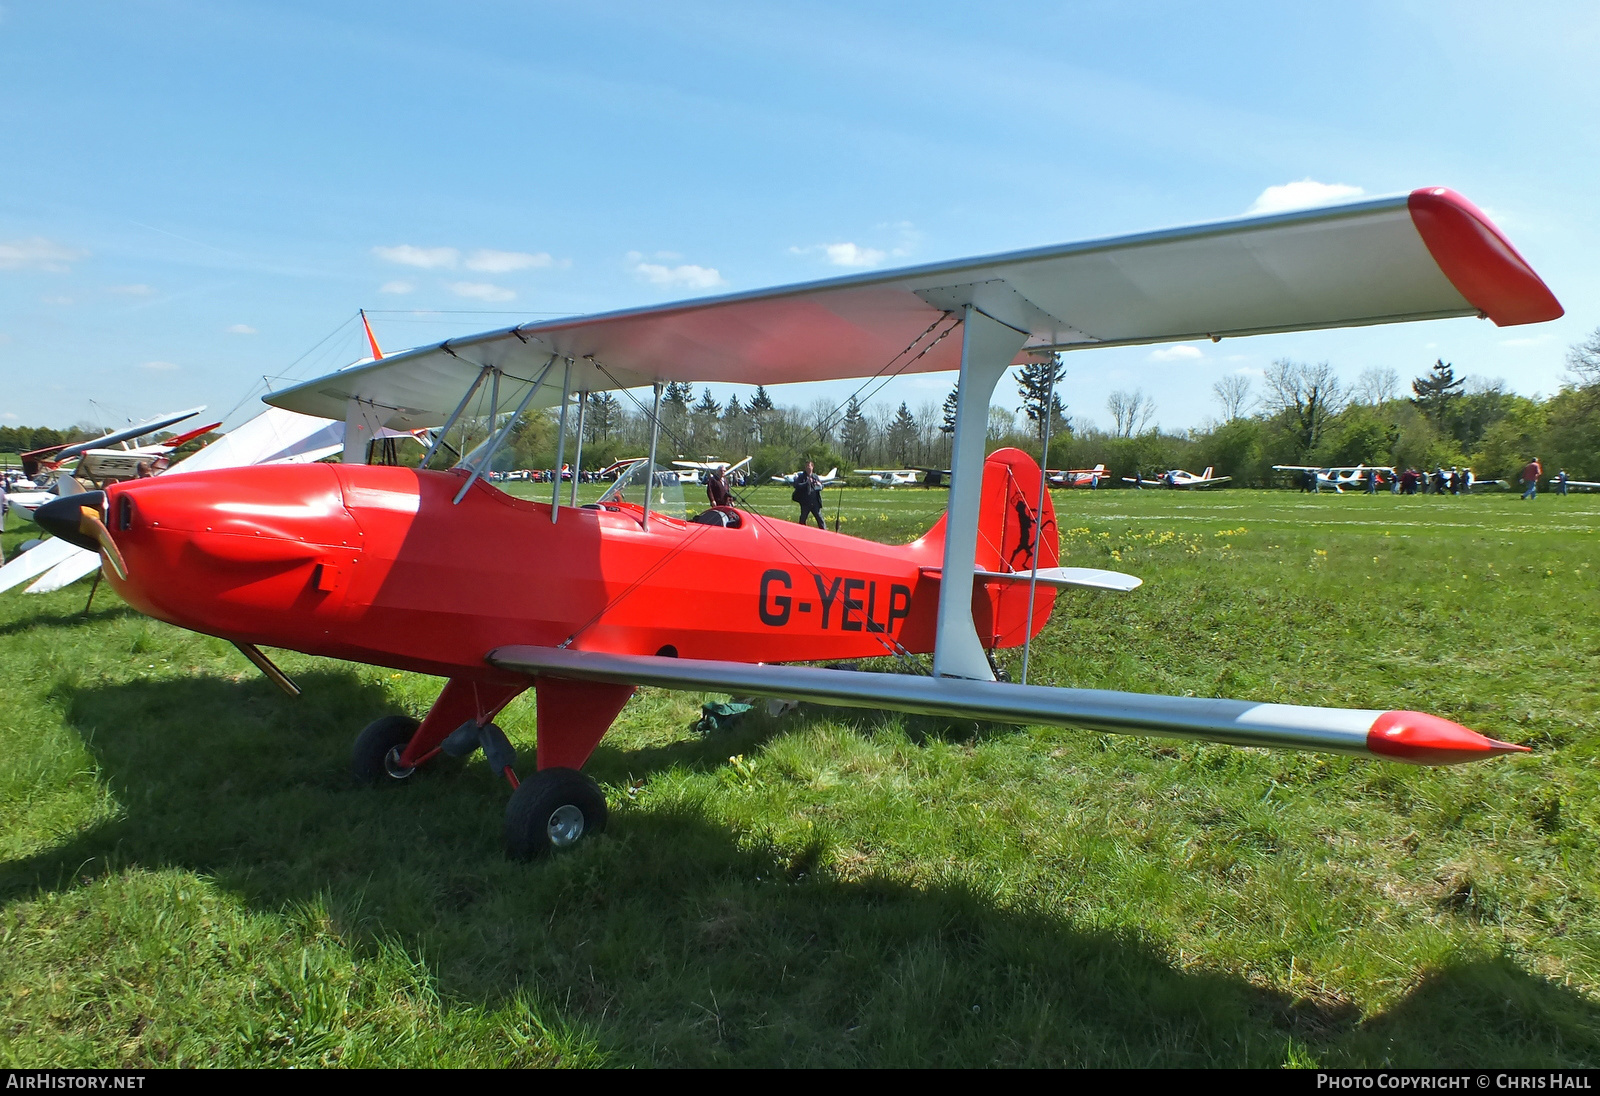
[102,463,1055,682]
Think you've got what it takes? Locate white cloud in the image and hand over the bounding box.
[1500,335,1549,347]
[823,242,886,268]
[449,281,516,302]
[626,251,724,289]
[227,324,257,335]
[1,412,18,422]
[1247,179,1365,215]
[464,248,554,273]
[380,280,414,295]
[373,244,459,269]
[141,360,179,371]
[41,295,73,305]
[0,237,87,272]
[1147,344,1204,362]
[109,284,156,296]
[789,241,890,268]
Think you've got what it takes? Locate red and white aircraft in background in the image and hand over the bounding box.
[8,408,213,522]
[1047,464,1107,488]
[37,187,1561,859]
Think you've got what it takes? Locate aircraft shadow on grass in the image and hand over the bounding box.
[0,603,138,639]
[2,671,1595,1066]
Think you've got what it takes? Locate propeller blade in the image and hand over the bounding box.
[77,505,127,581]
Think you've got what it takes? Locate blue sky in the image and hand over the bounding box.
[2,0,1596,436]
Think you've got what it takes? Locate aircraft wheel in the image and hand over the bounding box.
[352,715,422,784]
[504,768,607,860]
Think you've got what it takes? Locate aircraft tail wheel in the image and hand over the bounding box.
[504,767,607,860]
[352,715,422,784]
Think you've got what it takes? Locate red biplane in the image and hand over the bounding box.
[37,187,1561,858]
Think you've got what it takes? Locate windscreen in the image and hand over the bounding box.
[597,460,686,519]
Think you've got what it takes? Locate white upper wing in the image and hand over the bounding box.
[264,188,1561,430]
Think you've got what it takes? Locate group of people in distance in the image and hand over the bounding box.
[1393,467,1469,495]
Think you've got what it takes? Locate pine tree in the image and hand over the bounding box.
[940,386,959,436]
[721,394,747,453]
[887,402,918,465]
[585,392,620,442]
[748,385,775,444]
[660,382,691,447]
[841,397,871,463]
[1016,357,1068,446]
[1410,359,1464,423]
[690,387,722,450]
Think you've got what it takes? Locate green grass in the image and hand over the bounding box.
[1,488,1597,1066]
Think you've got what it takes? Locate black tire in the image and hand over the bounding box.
[351,715,421,784]
[504,768,607,860]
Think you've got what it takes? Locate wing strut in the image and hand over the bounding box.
[453,356,555,504]
[1021,354,1059,685]
[569,388,588,507]
[421,364,491,469]
[641,382,664,529]
[551,358,572,522]
[933,305,1029,680]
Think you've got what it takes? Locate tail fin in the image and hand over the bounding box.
[913,448,1060,650]
[1202,467,1213,479]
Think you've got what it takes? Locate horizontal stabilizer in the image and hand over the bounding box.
[487,647,1525,765]
[975,566,1142,592]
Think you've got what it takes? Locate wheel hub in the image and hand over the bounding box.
[546,804,585,847]
[384,745,416,780]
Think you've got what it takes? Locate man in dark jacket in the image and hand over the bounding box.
[706,466,733,508]
[794,461,825,528]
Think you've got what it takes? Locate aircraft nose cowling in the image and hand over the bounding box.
[103,464,365,639]
[34,491,106,553]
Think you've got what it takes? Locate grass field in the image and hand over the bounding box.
[1,485,1597,1067]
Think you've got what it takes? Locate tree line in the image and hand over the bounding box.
[9,327,1596,486]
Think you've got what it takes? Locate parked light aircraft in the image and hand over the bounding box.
[1122,466,1231,489]
[855,468,922,488]
[1273,464,1395,492]
[771,466,844,487]
[9,408,210,522]
[38,187,1559,860]
[671,456,751,483]
[1047,465,1107,488]
[72,420,223,485]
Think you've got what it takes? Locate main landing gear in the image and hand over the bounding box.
[503,768,607,860]
[351,715,422,782]
[350,675,635,860]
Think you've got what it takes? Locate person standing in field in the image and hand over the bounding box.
[706,465,732,508]
[1521,457,1542,500]
[1556,469,1569,496]
[794,461,825,528]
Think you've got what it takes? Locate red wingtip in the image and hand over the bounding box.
[361,309,384,360]
[1367,709,1530,766]
[1407,187,1563,327]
